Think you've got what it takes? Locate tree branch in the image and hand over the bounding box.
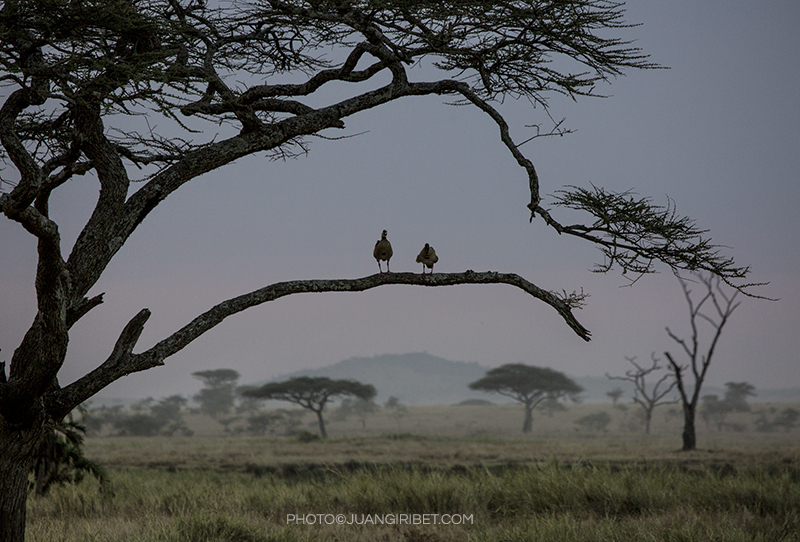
[664,272,740,411]
[45,308,151,419]
[453,84,542,213]
[45,270,589,417]
[539,186,761,294]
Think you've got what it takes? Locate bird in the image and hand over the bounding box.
[416,243,438,274]
[373,230,393,273]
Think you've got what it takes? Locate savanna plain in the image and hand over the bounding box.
[27,403,800,541]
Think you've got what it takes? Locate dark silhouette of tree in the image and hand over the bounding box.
[540,392,570,417]
[31,407,107,497]
[722,381,756,412]
[574,411,612,433]
[334,397,380,429]
[699,382,755,432]
[0,1,759,537]
[664,273,741,451]
[606,353,677,434]
[241,377,375,438]
[242,409,305,437]
[110,395,191,436]
[606,387,624,406]
[112,412,165,437]
[469,364,582,433]
[699,394,730,431]
[192,369,240,419]
[384,396,409,429]
[759,408,800,433]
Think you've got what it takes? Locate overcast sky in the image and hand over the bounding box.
[2,1,799,401]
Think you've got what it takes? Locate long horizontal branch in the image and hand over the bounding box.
[45,270,590,418]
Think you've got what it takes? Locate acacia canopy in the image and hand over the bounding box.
[0,1,755,539]
[469,364,582,432]
[241,376,377,437]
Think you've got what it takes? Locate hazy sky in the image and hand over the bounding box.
[2,1,799,401]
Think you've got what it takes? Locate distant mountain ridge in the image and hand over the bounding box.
[273,352,490,405]
[260,352,800,406]
[270,352,659,405]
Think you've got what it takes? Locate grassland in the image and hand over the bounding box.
[26,403,800,541]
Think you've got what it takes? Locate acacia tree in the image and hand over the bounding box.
[699,382,755,432]
[240,376,376,438]
[0,1,756,538]
[192,369,240,419]
[606,352,677,434]
[334,397,379,429]
[722,381,756,413]
[664,273,740,451]
[469,364,582,433]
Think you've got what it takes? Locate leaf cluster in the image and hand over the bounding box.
[241,376,377,411]
[545,185,757,293]
[191,369,240,389]
[0,0,656,182]
[469,363,582,401]
[31,408,109,496]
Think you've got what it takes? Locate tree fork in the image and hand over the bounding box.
[45,270,589,419]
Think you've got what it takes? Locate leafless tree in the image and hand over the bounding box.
[664,272,741,451]
[607,352,677,434]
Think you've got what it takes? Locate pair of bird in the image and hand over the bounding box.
[373,230,438,275]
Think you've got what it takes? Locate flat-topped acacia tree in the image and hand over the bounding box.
[0,1,755,538]
[241,376,377,438]
[469,364,583,433]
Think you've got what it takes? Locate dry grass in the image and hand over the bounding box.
[27,403,800,542]
[85,403,800,469]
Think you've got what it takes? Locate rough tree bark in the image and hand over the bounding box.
[0,419,48,541]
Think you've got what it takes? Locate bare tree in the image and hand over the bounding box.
[664,273,741,451]
[0,1,756,538]
[607,353,677,435]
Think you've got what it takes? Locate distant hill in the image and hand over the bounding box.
[249,352,800,406]
[271,352,491,405]
[259,352,657,405]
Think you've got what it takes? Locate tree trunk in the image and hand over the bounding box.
[315,411,327,439]
[0,460,29,542]
[682,404,697,451]
[644,409,653,435]
[0,423,47,542]
[34,431,57,496]
[522,404,533,433]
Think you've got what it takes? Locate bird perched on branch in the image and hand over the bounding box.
[416,243,438,274]
[373,230,393,273]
